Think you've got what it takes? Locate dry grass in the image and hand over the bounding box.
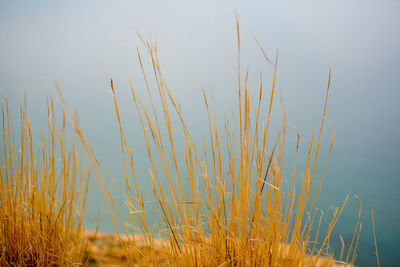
[80,21,363,266]
[0,19,367,267]
[0,94,90,266]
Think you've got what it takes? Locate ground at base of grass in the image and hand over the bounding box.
[84,230,168,266]
[83,230,352,267]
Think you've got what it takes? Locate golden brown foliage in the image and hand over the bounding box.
[0,94,89,266]
[96,23,361,266]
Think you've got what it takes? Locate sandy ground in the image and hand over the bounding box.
[84,231,165,266]
[84,231,351,267]
[85,231,130,266]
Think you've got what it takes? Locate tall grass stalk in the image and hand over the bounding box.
[73,22,361,266]
[0,93,90,266]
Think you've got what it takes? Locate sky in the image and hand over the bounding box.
[1,0,399,266]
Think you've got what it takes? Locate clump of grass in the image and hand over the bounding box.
[73,21,362,266]
[0,93,90,266]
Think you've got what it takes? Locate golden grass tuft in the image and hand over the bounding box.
[0,93,90,266]
[79,21,363,266]
[0,19,369,266]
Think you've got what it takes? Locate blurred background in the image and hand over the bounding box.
[1,0,399,266]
